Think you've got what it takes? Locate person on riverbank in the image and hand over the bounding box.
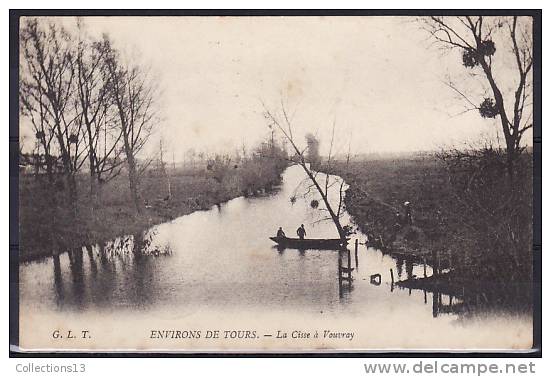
[296,224,306,240]
[276,227,286,238]
[404,201,413,225]
[394,211,402,230]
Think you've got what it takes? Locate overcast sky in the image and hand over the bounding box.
[24,16,528,160]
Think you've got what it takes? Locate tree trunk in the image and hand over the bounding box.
[66,173,78,217]
[89,173,99,213]
[87,123,98,207]
[45,156,54,184]
[299,162,347,240]
[479,58,517,181]
[506,144,516,182]
[127,155,142,214]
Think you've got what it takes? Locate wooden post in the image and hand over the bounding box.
[423,258,427,278]
[347,249,352,281]
[338,253,343,286]
[432,291,438,318]
[390,268,395,286]
[338,252,343,298]
[354,239,359,268]
[431,249,437,276]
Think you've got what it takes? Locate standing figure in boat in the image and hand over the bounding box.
[276,227,286,238]
[296,224,306,240]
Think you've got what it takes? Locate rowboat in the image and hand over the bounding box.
[269,236,349,250]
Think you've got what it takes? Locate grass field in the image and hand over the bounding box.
[336,157,448,245]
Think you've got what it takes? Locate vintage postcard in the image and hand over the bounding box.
[12,12,540,353]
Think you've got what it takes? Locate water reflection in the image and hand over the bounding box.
[52,254,63,305]
[389,250,531,318]
[48,231,172,310]
[68,248,85,307]
[389,253,463,318]
[338,248,354,299]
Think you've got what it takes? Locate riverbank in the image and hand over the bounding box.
[19,161,287,262]
[326,153,533,309]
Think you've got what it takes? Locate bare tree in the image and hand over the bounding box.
[421,16,533,179]
[105,46,158,214]
[75,28,124,205]
[262,101,349,240]
[20,18,87,208]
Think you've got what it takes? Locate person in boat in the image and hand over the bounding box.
[296,224,306,240]
[276,227,286,238]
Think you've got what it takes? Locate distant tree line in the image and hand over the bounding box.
[205,136,289,199]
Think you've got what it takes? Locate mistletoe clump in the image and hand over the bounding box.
[461,40,496,68]
[462,49,478,68]
[479,97,499,118]
[343,225,354,236]
[479,40,496,56]
[310,199,319,209]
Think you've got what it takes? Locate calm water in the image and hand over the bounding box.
[19,165,533,350]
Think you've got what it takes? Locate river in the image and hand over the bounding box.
[18,165,532,351]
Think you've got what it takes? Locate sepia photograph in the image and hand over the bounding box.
[10,11,541,353]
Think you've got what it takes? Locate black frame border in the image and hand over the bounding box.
[9,8,542,358]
